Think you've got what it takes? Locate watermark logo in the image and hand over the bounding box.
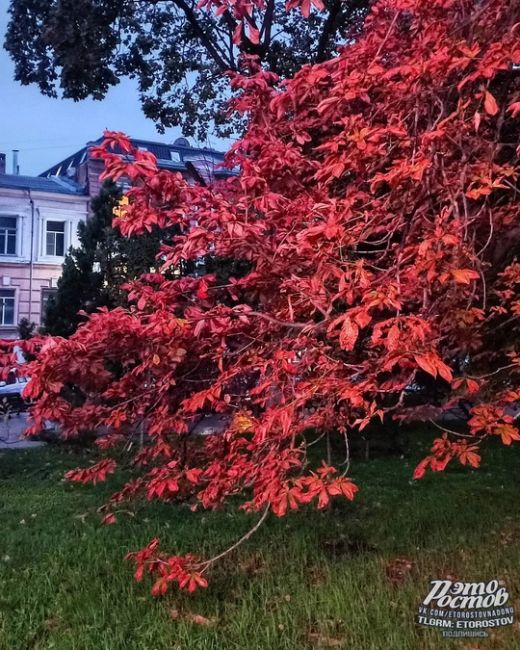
[417,579,515,638]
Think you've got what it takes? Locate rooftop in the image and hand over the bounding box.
[0,174,85,196]
[40,136,230,180]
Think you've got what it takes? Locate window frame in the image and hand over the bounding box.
[41,287,57,317]
[43,219,67,258]
[0,288,16,327]
[0,215,19,257]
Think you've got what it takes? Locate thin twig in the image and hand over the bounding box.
[201,505,270,570]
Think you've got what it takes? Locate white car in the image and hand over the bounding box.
[0,368,29,413]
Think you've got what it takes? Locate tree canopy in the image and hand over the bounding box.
[13,0,520,596]
[4,0,368,139]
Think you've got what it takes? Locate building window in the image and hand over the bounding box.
[0,217,17,256]
[46,221,65,257]
[116,180,131,192]
[0,289,15,325]
[41,288,57,316]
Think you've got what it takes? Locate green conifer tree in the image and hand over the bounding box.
[43,182,163,336]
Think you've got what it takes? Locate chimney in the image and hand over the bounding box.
[12,150,19,175]
[0,153,5,175]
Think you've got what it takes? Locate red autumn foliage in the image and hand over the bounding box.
[5,0,520,594]
[64,459,117,485]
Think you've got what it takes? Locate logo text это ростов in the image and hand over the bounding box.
[417,579,515,638]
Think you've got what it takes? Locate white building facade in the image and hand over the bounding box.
[0,175,89,337]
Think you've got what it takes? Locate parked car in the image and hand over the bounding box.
[0,369,30,414]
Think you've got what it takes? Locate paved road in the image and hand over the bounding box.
[0,412,229,448]
[0,413,45,449]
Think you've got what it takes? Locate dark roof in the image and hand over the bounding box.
[40,136,231,179]
[131,137,226,163]
[0,174,85,196]
[39,146,89,179]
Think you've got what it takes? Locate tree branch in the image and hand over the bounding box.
[170,0,235,71]
[316,0,367,63]
[316,0,342,62]
[200,505,270,569]
[245,310,329,331]
[261,0,276,52]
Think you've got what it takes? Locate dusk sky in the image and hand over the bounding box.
[0,5,227,177]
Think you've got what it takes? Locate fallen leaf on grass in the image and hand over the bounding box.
[43,616,63,631]
[498,527,520,546]
[186,613,218,626]
[307,632,344,647]
[238,552,266,575]
[322,536,376,557]
[307,567,326,587]
[385,557,415,585]
[169,608,218,626]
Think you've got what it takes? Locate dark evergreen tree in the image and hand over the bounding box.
[17,317,36,340]
[43,182,164,337]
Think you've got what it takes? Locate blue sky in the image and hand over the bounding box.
[0,6,227,176]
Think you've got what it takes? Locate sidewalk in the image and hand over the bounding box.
[0,413,45,449]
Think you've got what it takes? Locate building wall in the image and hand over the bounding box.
[86,158,105,198]
[0,188,89,337]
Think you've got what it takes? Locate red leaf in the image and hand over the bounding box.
[484,90,499,116]
[102,513,117,525]
[248,25,260,45]
[339,317,359,351]
[413,458,429,480]
[507,101,520,118]
[451,269,480,284]
[474,111,481,132]
[414,354,437,378]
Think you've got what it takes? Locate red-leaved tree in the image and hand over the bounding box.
[13,0,520,594]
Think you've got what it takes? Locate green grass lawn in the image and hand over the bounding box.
[0,430,519,650]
